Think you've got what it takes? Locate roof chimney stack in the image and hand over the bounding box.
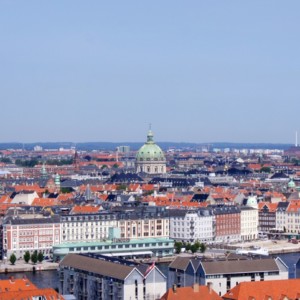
[193,283,199,293]
[207,282,213,294]
[172,284,177,293]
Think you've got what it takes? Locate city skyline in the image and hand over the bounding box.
[1,1,300,143]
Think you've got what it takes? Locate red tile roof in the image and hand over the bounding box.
[160,284,222,300]
[223,279,300,300]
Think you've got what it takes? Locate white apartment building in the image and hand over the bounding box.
[198,257,288,296]
[276,202,300,233]
[60,213,117,243]
[60,207,170,243]
[240,207,258,241]
[59,253,167,300]
[169,208,214,243]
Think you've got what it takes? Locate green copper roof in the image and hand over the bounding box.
[288,179,296,188]
[136,130,165,162]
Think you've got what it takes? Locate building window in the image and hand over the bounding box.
[135,280,138,298]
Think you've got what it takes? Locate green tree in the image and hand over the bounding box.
[37,251,44,263]
[194,241,201,252]
[113,163,119,168]
[191,244,198,254]
[185,243,191,251]
[174,241,183,254]
[199,243,207,253]
[9,253,16,265]
[31,250,38,264]
[260,167,271,173]
[23,251,30,263]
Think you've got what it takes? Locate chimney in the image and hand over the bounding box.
[10,276,15,283]
[172,284,177,293]
[193,283,199,293]
[207,282,213,294]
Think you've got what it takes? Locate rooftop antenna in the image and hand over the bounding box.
[296,131,298,147]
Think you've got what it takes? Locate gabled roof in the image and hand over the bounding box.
[60,253,136,281]
[169,256,194,271]
[161,284,222,300]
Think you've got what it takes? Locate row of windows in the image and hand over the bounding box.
[68,242,169,252]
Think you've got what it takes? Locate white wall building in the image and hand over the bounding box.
[60,213,118,243]
[198,257,288,297]
[240,207,258,241]
[170,209,215,243]
[59,253,167,300]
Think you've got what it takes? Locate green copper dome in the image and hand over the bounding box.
[136,130,165,162]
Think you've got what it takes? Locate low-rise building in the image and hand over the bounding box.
[53,237,174,260]
[59,253,167,300]
[168,256,288,297]
[198,257,288,296]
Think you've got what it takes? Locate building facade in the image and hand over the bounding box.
[59,253,167,300]
[240,206,258,241]
[169,208,215,243]
[135,130,166,174]
[212,206,241,243]
[3,212,60,258]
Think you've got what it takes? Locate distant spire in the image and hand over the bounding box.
[296,131,298,147]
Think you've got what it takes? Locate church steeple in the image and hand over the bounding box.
[41,163,48,180]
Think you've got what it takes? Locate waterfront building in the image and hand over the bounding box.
[60,212,118,243]
[169,208,214,243]
[60,206,170,244]
[168,256,288,297]
[2,210,60,258]
[53,237,174,260]
[211,205,241,243]
[197,257,288,296]
[240,206,258,241]
[59,253,167,300]
[117,206,169,239]
[276,201,300,234]
[275,201,289,232]
[168,256,202,289]
[135,129,166,174]
[258,202,278,233]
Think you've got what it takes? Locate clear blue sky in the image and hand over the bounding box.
[0,1,299,143]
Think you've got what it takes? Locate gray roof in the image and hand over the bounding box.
[169,256,192,271]
[169,256,202,272]
[60,254,135,281]
[201,258,279,275]
[4,215,60,225]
